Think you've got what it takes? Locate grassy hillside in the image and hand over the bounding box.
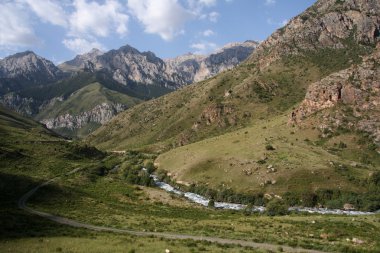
[86,56,323,151]
[156,112,380,210]
[87,41,372,152]
[36,82,141,120]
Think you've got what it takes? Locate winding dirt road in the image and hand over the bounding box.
[18,169,328,253]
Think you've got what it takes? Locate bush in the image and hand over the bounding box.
[338,141,347,149]
[145,161,156,174]
[265,144,275,151]
[208,199,215,208]
[266,199,289,216]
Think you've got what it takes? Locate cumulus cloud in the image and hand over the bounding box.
[70,0,129,38]
[190,41,217,54]
[25,0,68,27]
[202,29,215,37]
[62,38,105,55]
[0,1,40,48]
[127,0,193,41]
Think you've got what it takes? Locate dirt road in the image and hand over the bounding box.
[18,169,328,253]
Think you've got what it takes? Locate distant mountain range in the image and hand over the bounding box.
[0,41,257,138]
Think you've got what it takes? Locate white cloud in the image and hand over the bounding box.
[25,0,68,27]
[62,38,105,55]
[198,0,217,7]
[208,11,220,22]
[265,0,276,6]
[202,29,215,37]
[0,2,40,48]
[190,41,217,54]
[127,0,193,41]
[70,0,129,38]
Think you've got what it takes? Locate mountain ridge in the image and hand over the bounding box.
[0,41,257,138]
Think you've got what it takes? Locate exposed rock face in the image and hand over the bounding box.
[165,40,259,84]
[0,51,62,92]
[96,45,177,88]
[0,93,37,116]
[291,43,380,144]
[200,104,236,127]
[42,103,127,129]
[61,41,258,89]
[250,0,380,67]
[59,48,103,71]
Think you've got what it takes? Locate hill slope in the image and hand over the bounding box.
[87,0,380,151]
[86,0,380,209]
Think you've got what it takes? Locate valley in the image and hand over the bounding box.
[1,0,380,252]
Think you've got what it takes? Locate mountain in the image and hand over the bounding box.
[58,48,103,72]
[165,40,259,84]
[96,45,178,89]
[0,41,255,138]
[0,72,144,138]
[86,0,380,207]
[60,41,258,89]
[0,51,62,94]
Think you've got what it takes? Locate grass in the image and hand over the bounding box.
[1,106,380,253]
[36,82,141,120]
[156,113,379,194]
[86,53,324,151]
[0,236,266,253]
[26,173,380,252]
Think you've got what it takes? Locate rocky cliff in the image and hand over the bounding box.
[249,0,380,68]
[291,43,380,144]
[42,102,127,130]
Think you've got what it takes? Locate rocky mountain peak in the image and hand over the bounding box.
[59,48,103,71]
[249,0,380,67]
[0,50,61,82]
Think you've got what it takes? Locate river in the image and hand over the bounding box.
[150,174,377,216]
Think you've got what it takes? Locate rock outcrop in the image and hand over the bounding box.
[0,93,38,116]
[291,43,380,144]
[42,103,127,130]
[250,0,380,67]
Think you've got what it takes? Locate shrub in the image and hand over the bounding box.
[338,141,347,149]
[266,199,289,216]
[265,144,275,151]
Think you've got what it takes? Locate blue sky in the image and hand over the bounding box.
[0,0,316,63]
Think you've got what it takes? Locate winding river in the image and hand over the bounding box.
[151,174,377,216]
